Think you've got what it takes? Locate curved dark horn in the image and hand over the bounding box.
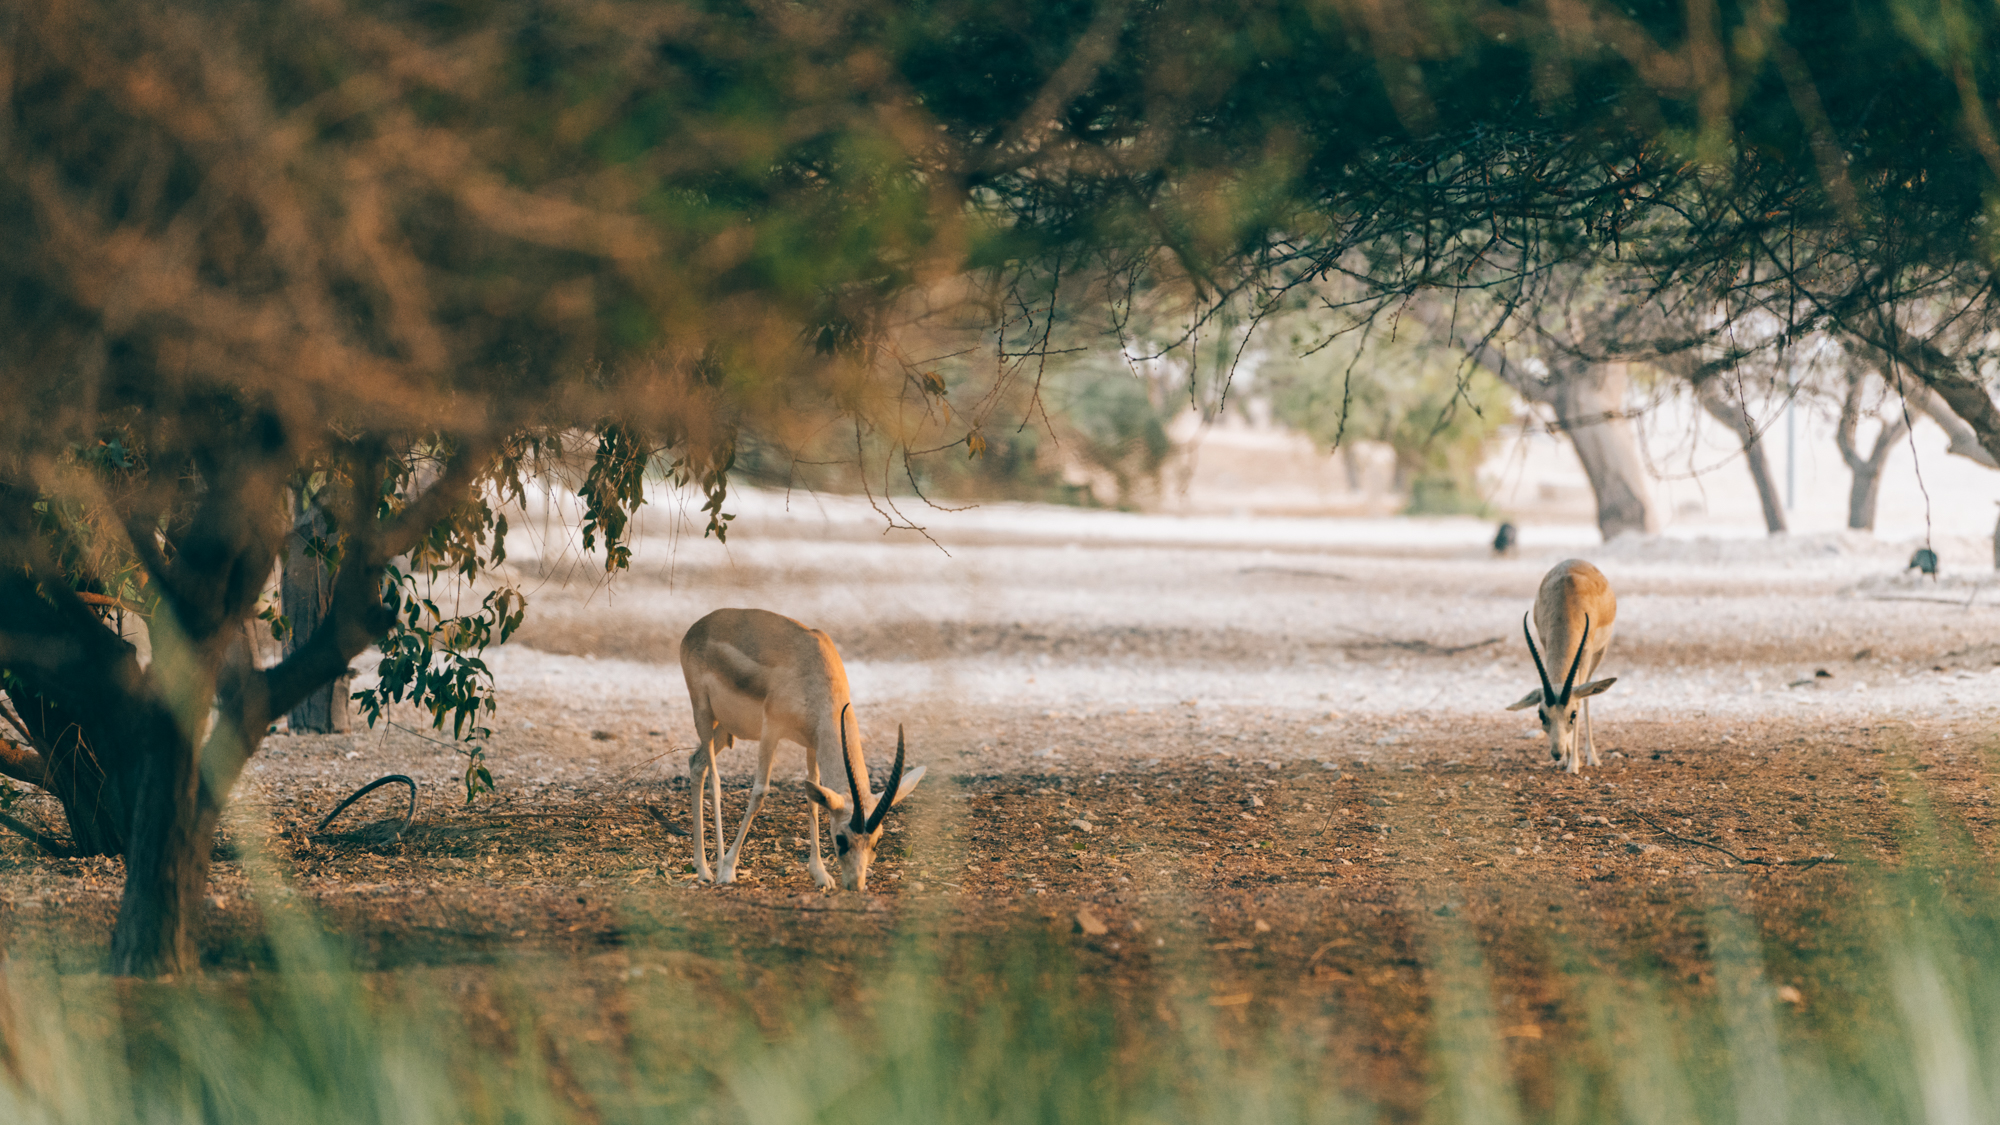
[838,704,866,832]
[1559,616,1591,706]
[1523,612,1554,704]
[865,724,906,833]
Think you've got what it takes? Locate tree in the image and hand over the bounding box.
[280,498,347,733]
[1692,377,1789,537]
[1414,279,1677,540]
[0,0,976,975]
[1833,366,1913,534]
[1260,314,1513,515]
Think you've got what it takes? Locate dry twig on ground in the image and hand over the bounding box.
[1631,811,1843,870]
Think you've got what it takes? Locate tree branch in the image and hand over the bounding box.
[0,738,48,789]
[0,810,72,858]
[1835,372,1867,473]
[1907,381,1999,469]
[1848,320,2000,469]
[369,438,495,565]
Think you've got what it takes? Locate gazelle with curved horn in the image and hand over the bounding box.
[1506,560,1619,774]
[678,608,926,890]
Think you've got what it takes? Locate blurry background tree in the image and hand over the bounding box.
[1260,313,1513,516]
[1833,356,1916,535]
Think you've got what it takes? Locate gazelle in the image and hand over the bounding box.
[677,607,926,891]
[1506,559,1618,774]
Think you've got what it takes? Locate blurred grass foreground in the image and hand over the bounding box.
[0,839,1995,1125]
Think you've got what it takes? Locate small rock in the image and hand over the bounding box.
[1367,796,1390,807]
[1070,818,1094,833]
[1249,795,1265,808]
[590,730,614,741]
[1253,918,1271,933]
[1031,747,1061,759]
[1075,908,1109,936]
[1776,984,1805,1006]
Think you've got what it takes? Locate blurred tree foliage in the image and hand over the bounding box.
[1260,322,1513,515]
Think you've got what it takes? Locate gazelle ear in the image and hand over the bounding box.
[1573,677,1617,699]
[877,765,926,808]
[1505,688,1544,712]
[805,782,848,813]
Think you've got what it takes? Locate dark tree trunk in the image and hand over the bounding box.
[1695,379,1787,535]
[282,499,348,733]
[110,735,207,975]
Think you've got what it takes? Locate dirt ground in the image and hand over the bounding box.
[1,496,1996,1118]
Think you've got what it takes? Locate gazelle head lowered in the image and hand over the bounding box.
[803,706,926,891]
[1508,612,1616,771]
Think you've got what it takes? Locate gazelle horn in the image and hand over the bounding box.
[838,704,867,833]
[1523,612,1555,705]
[1559,616,1592,706]
[864,725,906,833]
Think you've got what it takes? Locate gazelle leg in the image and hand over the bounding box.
[706,734,729,877]
[690,739,716,882]
[719,731,780,883]
[1584,698,1600,768]
[804,755,835,889]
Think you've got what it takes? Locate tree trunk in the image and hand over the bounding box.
[110,735,207,975]
[282,499,348,733]
[1695,380,1787,535]
[1744,435,1787,535]
[1833,368,1911,534]
[1845,466,1884,531]
[1547,362,1660,540]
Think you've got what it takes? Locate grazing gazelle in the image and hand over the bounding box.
[1506,559,1618,773]
[678,607,926,890]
